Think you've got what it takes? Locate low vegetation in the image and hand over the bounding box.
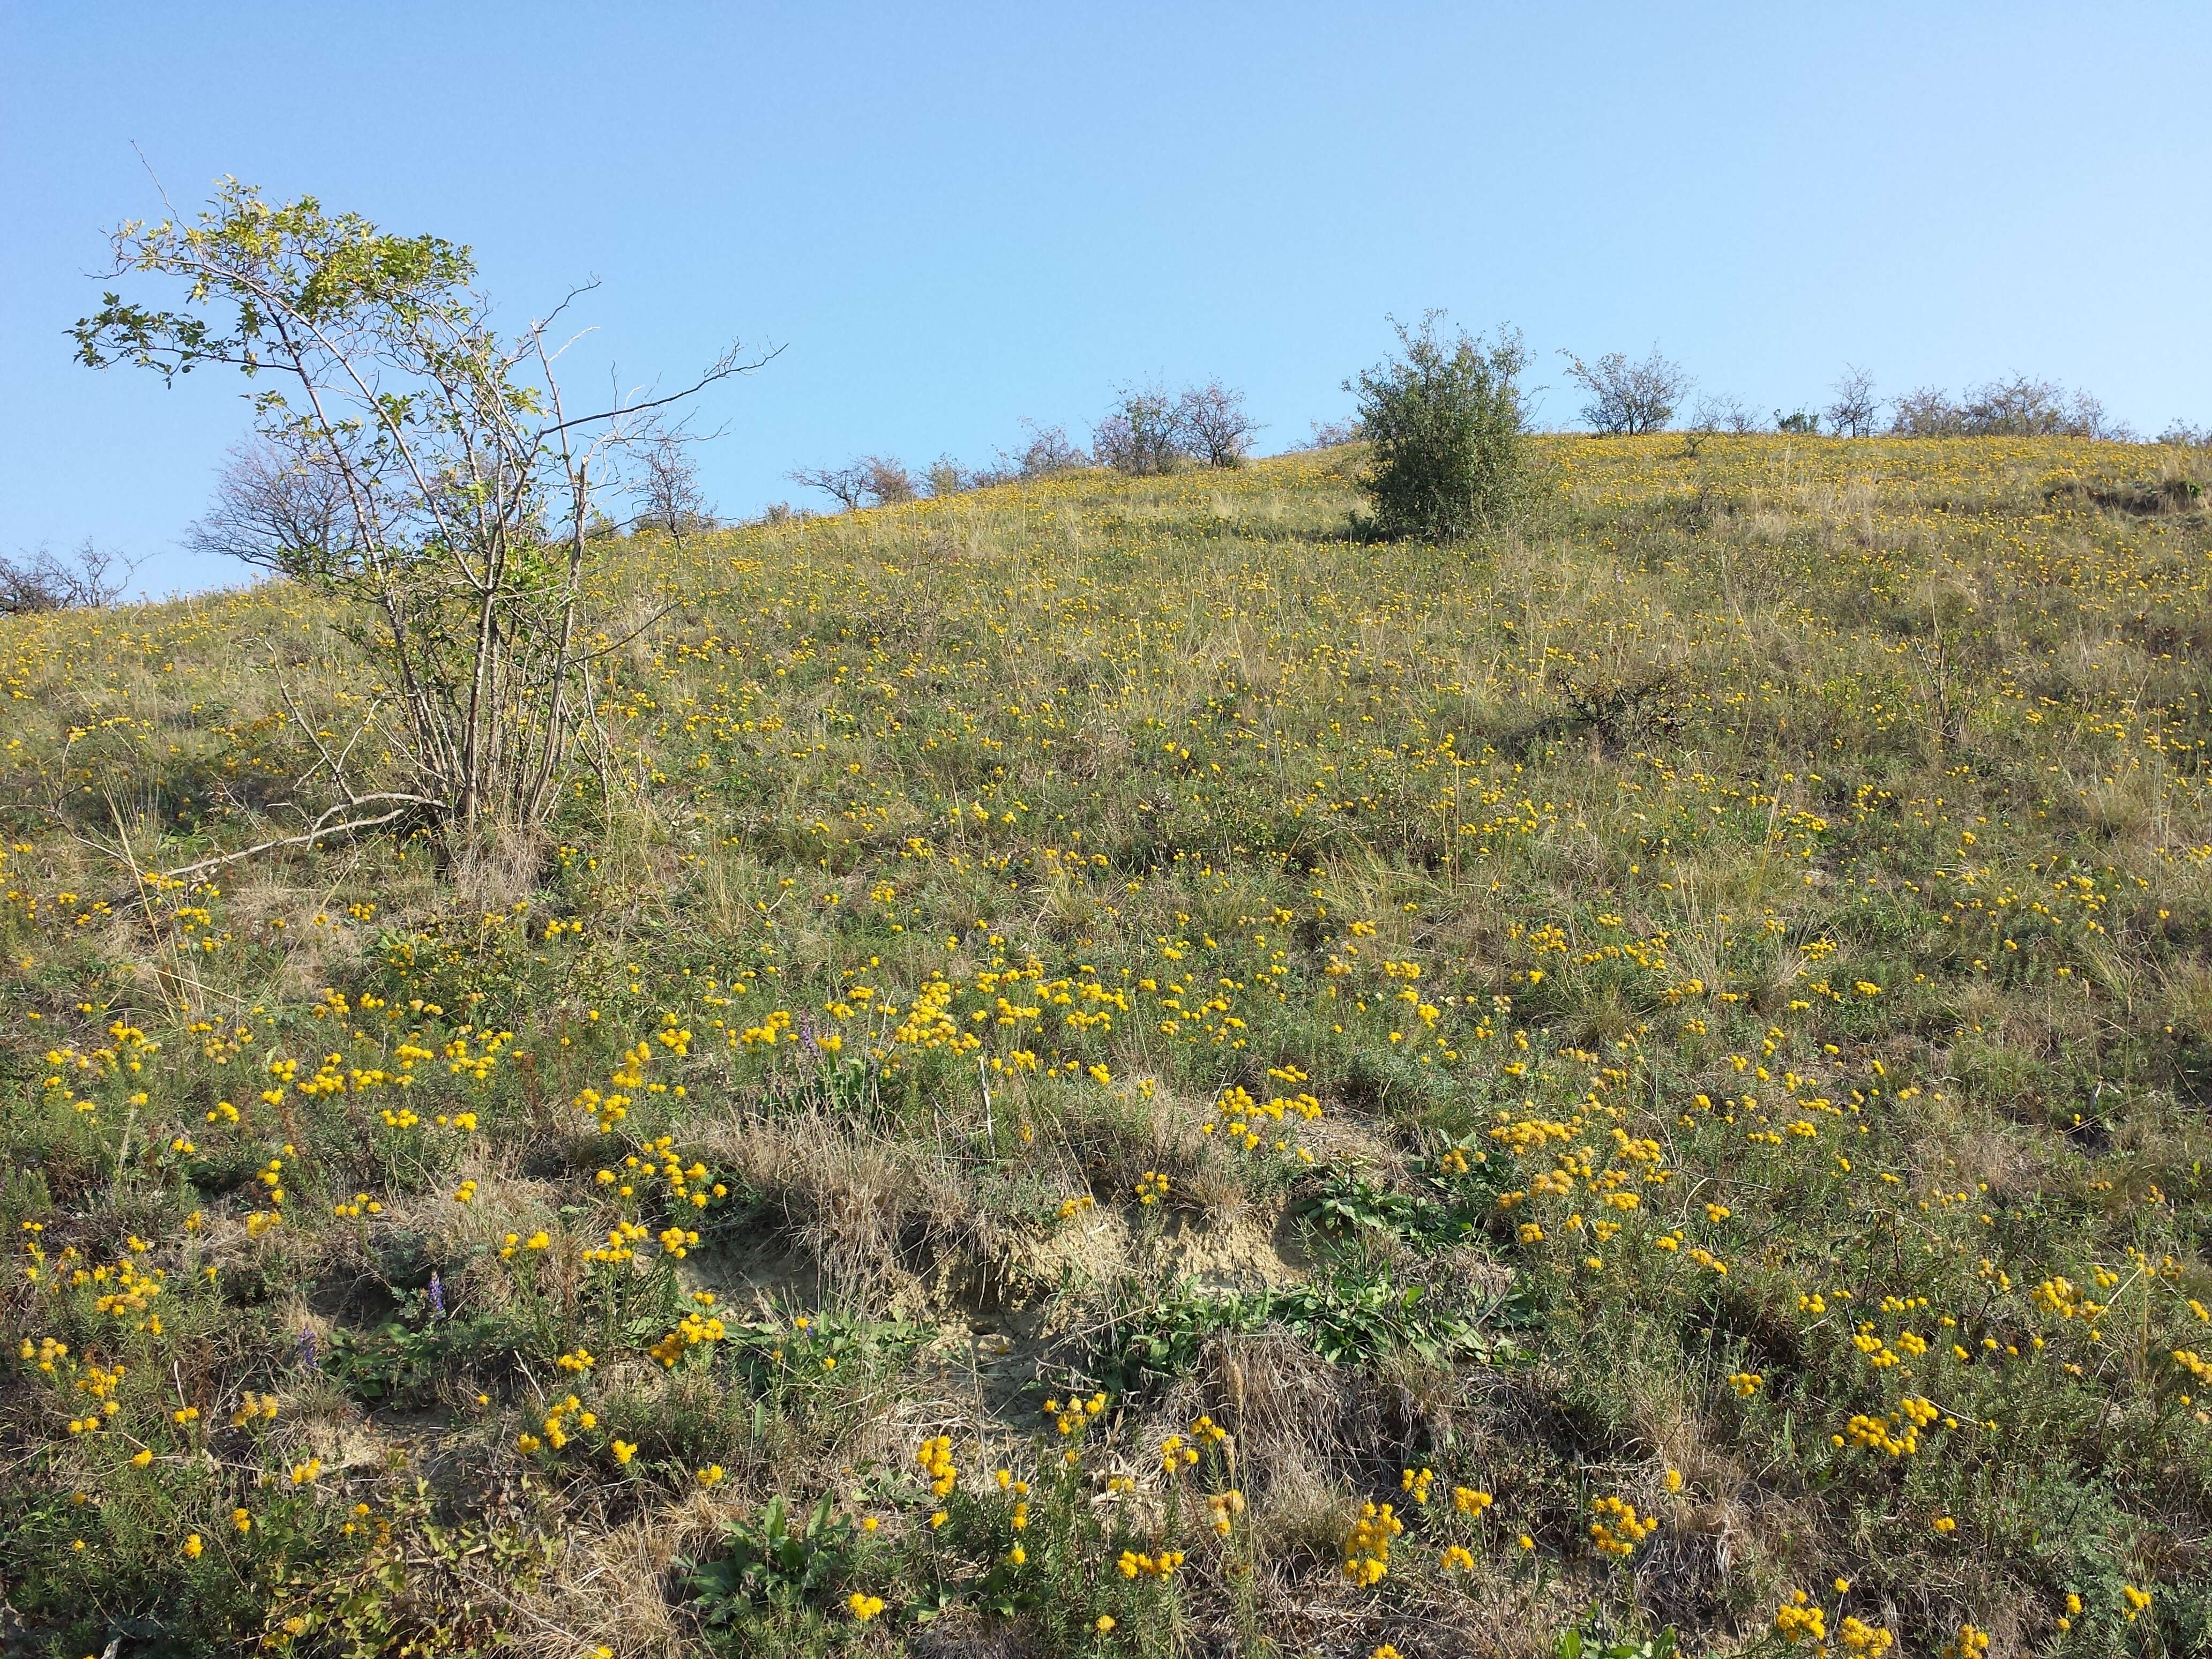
[5,428,2212,1659]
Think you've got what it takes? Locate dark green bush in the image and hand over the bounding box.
[1349,312,1529,540]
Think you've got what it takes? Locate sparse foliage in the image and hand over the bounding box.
[1564,347,1690,435]
[1093,385,1188,476]
[186,441,357,575]
[0,540,134,614]
[638,432,716,539]
[788,461,871,511]
[1687,394,1760,435]
[790,455,915,511]
[74,178,769,847]
[1825,365,1880,437]
[861,454,916,506]
[1889,376,2127,439]
[998,420,1088,480]
[923,454,972,497]
[1348,312,1529,541]
[1174,379,1261,468]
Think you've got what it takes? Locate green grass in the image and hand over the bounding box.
[3,434,2211,1657]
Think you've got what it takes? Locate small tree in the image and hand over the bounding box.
[922,455,970,497]
[1687,394,1759,435]
[1564,347,1690,435]
[1093,385,1187,475]
[0,541,135,614]
[187,440,357,572]
[1175,380,1261,468]
[1889,387,1962,436]
[1006,421,1087,479]
[1825,366,1879,437]
[76,178,769,849]
[638,432,715,539]
[1347,312,1529,541]
[861,455,916,505]
[790,461,871,511]
[791,455,915,511]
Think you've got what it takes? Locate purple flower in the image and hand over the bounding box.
[297,1327,319,1368]
[427,1272,445,1319]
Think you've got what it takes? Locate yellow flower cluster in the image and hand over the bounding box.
[1589,1494,1656,1557]
[1343,1500,1403,1585]
[1775,1590,1826,1643]
[917,1434,959,1497]
[647,1298,728,1367]
[1117,1546,1185,1579]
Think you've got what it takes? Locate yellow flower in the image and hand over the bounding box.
[183,1533,203,1558]
[847,1591,885,1621]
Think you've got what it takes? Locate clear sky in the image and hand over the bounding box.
[5,2,2209,596]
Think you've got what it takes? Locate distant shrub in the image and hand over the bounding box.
[1174,380,1261,467]
[1093,385,1189,476]
[1890,376,2129,439]
[1687,394,1760,435]
[789,456,916,511]
[1348,312,1529,541]
[1564,347,1690,435]
[1002,420,1088,480]
[186,441,357,576]
[860,456,916,505]
[1888,387,1961,438]
[1825,365,1880,437]
[637,433,718,538]
[1302,416,1364,449]
[1094,382,1259,473]
[1775,408,1819,435]
[0,540,132,614]
[922,455,970,497]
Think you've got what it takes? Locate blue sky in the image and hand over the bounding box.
[5,2,2209,596]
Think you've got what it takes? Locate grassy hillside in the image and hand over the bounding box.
[5,435,2212,1658]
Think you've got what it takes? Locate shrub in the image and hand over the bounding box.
[1347,312,1529,541]
[1000,420,1088,480]
[0,540,132,614]
[789,455,916,510]
[1302,416,1364,449]
[1175,380,1261,468]
[74,178,768,843]
[1686,394,1759,435]
[1564,347,1690,435]
[1889,376,2129,439]
[923,454,972,496]
[1093,385,1189,476]
[1825,365,1880,436]
[637,433,718,537]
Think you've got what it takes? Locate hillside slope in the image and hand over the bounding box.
[4,436,2212,1658]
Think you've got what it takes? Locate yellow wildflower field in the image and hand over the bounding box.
[2,434,2207,1656]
